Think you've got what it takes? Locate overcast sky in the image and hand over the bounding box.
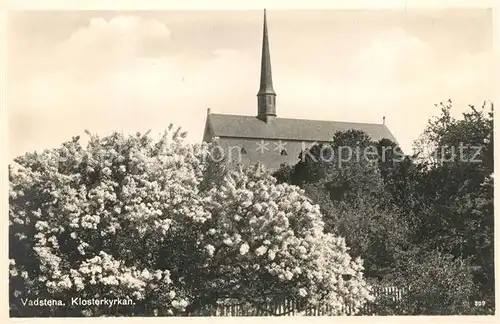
[7,9,494,159]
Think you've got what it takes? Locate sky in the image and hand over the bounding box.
[6,9,494,159]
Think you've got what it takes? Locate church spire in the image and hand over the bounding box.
[257,9,277,122]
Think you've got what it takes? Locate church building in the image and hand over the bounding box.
[202,10,397,170]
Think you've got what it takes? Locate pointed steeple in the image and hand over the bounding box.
[258,9,275,95]
[257,9,277,122]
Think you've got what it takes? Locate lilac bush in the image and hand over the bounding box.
[9,126,373,316]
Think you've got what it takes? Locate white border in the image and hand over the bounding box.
[1,1,498,323]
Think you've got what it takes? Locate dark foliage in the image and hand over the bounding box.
[273,101,494,315]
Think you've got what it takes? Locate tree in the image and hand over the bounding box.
[273,101,494,314]
[9,127,373,317]
[394,250,476,315]
[329,197,411,280]
[285,130,389,203]
[410,101,494,306]
[359,249,477,315]
[273,130,410,279]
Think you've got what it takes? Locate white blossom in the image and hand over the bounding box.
[8,128,372,316]
[239,242,250,255]
[205,244,215,257]
[255,245,268,256]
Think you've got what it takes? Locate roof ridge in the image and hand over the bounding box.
[210,113,386,127]
[210,113,254,118]
[208,113,397,143]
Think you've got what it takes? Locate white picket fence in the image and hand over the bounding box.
[192,286,406,316]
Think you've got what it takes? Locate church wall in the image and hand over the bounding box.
[212,137,321,171]
[202,122,214,143]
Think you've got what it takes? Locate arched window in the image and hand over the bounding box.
[241,147,247,154]
[280,149,288,156]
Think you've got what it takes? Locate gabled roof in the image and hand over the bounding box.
[207,113,398,143]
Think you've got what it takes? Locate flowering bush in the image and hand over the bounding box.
[9,126,373,316]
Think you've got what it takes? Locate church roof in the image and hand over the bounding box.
[207,113,398,143]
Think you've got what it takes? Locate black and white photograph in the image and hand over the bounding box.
[4,2,496,318]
